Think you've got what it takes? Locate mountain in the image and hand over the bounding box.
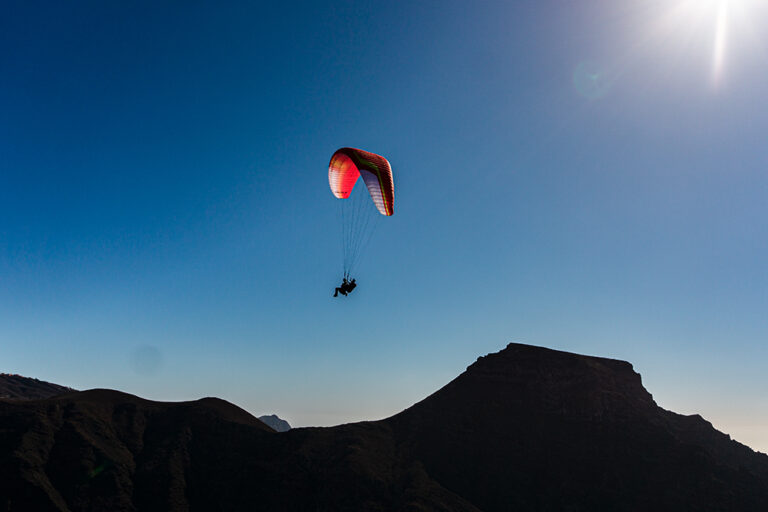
[386,343,768,511]
[1,343,767,511]
[0,373,76,400]
[258,414,291,432]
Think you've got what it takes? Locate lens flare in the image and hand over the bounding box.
[573,61,614,100]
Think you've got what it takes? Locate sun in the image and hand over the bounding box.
[669,1,732,86]
[663,0,766,88]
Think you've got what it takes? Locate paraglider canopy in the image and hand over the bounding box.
[328,147,394,280]
[329,147,394,216]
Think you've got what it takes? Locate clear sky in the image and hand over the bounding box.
[2,1,767,451]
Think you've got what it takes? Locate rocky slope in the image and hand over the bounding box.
[0,373,75,400]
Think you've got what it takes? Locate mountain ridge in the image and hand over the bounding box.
[0,373,76,400]
[1,342,766,511]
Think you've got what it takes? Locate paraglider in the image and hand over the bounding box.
[328,147,394,296]
[333,278,357,297]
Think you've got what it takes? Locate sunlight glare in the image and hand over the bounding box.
[712,1,728,88]
[654,0,766,90]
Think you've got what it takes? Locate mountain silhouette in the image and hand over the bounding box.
[386,343,768,510]
[1,343,767,511]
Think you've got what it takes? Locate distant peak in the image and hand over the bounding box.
[258,414,291,432]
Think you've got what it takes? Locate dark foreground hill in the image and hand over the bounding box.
[1,343,767,511]
[0,373,75,400]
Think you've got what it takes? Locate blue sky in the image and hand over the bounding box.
[2,1,768,451]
